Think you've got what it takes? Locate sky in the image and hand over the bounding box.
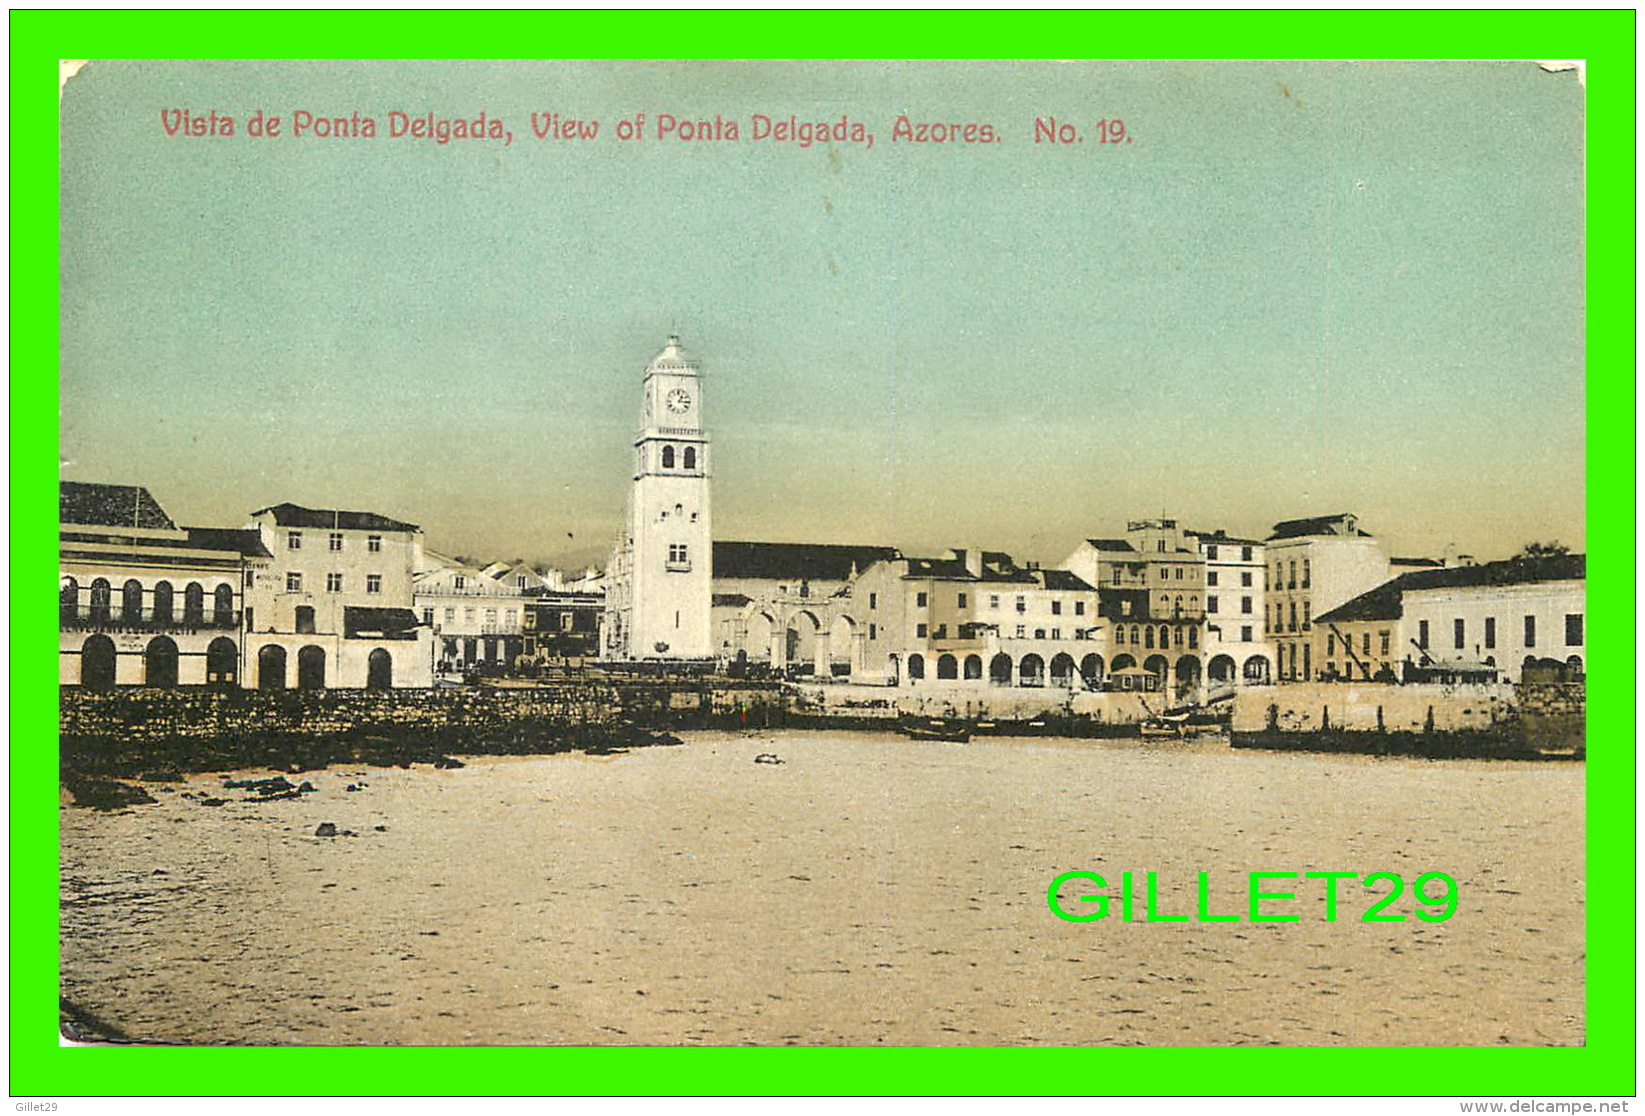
[59,60,1586,571]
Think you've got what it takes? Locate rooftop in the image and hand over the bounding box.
[713,541,899,582]
[252,502,421,533]
[60,481,176,530]
[1268,514,1371,541]
[1316,553,1586,625]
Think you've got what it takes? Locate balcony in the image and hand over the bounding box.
[61,609,241,633]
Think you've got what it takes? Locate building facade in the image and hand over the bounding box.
[1186,528,1274,687]
[243,502,433,689]
[413,551,528,674]
[711,541,899,676]
[1264,514,1390,682]
[1315,554,1586,684]
[1064,519,1208,701]
[849,549,1103,690]
[603,336,713,661]
[59,482,269,688]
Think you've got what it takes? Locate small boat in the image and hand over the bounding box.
[899,715,972,743]
[1140,712,1191,739]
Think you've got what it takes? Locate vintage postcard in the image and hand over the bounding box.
[56,58,1589,1059]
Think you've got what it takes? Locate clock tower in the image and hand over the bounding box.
[603,335,713,661]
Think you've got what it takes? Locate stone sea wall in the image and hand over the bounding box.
[1229,681,1584,756]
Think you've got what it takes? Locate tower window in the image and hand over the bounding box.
[684,447,696,469]
[668,544,690,569]
[662,445,676,468]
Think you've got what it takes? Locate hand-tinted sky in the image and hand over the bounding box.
[60,60,1585,569]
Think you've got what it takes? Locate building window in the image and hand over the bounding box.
[1380,631,1391,656]
[662,445,676,468]
[1015,625,1025,639]
[368,535,382,553]
[958,593,968,609]
[1524,615,1536,647]
[934,624,948,639]
[1206,545,1219,560]
[1035,628,1046,640]
[443,607,455,624]
[1239,596,1251,615]
[287,531,302,550]
[1454,618,1466,650]
[1241,572,1252,587]
[1289,602,1297,631]
[1565,614,1583,646]
[454,574,466,589]
[485,608,497,624]
[1241,547,1253,561]
[1302,602,1310,629]
[1051,600,1062,615]
[366,574,382,594]
[1302,560,1311,588]
[989,595,1000,609]
[1207,571,1219,587]
[1240,625,1252,642]
[917,623,928,638]
[1484,617,1496,649]
[329,532,343,551]
[668,543,690,568]
[465,607,476,624]
[517,575,528,588]
[1418,620,1429,649]
[295,605,315,635]
[683,447,696,470]
[1015,597,1026,613]
[1288,561,1296,589]
[869,623,877,640]
[1362,632,1371,655]
[326,573,343,593]
[1187,627,1197,649]
[286,572,303,592]
[1327,633,1337,656]
[869,593,877,610]
[1207,595,1219,614]
[1074,601,1085,616]
[423,608,434,626]
[917,592,928,608]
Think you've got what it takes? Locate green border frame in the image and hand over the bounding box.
[12,11,1635,1098]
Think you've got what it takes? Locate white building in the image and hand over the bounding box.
[59,481,269,688]
[413,551,528,673]
[244,502,433,689]
[1264,514,1390,682]
[711,541,899,675]
[1314,554,1586,684]
[848,549,1103,689]
[1186,528,1274,688]
[603,335,713,661]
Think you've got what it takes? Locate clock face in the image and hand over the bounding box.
[665,387,693,415]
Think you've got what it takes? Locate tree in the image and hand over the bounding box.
[1513,541,1569,560]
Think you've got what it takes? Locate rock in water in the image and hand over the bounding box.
[315,822,338,838]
